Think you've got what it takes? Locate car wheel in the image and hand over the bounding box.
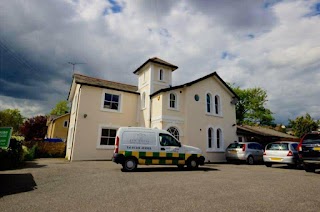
[123,158,137,172]
[304,164,315,173]
[187,157,199,169]
[247,156,254,165]
[265,163,272,167]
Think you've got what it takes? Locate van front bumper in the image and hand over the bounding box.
[112,153,125,164]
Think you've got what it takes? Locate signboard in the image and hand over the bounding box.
[0,127,13,148]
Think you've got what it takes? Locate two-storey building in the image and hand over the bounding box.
[66,57,238,162]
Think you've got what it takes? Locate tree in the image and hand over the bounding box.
[50,100,70,116]
[0,109,24,134]
[289,113,319,138]
[20,115,47,141]
[230,85,274,125]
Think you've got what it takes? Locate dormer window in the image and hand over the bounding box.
[159,69,163,81]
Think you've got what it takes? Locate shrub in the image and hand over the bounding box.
[22,145,37,161]
[0,139,23,170]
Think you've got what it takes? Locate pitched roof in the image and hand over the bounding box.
[133,57,178,74]
[237,125,297,139]
[150,72,239,99]
[73,74,139,94]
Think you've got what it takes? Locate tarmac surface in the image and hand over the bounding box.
[0,158,319,212]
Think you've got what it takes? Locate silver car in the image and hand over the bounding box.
[225,142,264,165]
[263,141,299,168]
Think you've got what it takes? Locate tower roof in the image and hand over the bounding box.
[133,57,178,74]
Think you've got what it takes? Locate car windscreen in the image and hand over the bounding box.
[266,143,289,150]
[227,143,244,149]
[302,134,320,144]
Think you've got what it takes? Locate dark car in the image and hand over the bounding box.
[297,132,320,172]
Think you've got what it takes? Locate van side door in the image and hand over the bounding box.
[159,133,182,160]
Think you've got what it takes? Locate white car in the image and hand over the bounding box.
[263,141,299,168]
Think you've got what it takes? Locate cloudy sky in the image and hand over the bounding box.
[0,0,319,124]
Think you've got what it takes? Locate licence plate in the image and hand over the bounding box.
[229,150,237,154]
[270,157,282,161]
[314,147,320,151]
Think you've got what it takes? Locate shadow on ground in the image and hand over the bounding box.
[0,173,37,197]
[122,166,219,172]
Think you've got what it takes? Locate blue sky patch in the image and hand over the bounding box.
[221,51,236,60]
[103,0,122,15]
[247,34,255,39]
[305,2,320,17]
[263,0,282,9]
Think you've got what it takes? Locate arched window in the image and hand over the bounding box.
[142,92,146,109]
[159,69,163,81]
[206,93,212,113]
[167,127,179,141]
[215,95,220,115]
[208,127,213,149]
[169,93,176,109]
[216,128,222,149]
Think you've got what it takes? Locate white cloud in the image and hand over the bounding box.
[0,0,319,124]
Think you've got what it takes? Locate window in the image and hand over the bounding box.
[142,92,146,109]
[216,128,221,149]
[215,95,220,115]
[167,127,179,141]
[194,94,200,101]
[100,128,117,146]
[238,137,243,142]
[159,69,163,81]
[169,93,176,109]
[206,93,212,113]
[208,128,213,148]
[63,120,68,128]
[103,93,120,111]
[159,133,179,146]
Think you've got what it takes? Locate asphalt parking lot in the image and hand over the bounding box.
[0,159,319,212]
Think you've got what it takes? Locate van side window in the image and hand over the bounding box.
[159,133,179,147]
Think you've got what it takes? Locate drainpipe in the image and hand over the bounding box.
[149,96,152,128]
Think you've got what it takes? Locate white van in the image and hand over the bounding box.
[112,127,205,171]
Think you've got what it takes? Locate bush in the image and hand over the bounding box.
[22,145,37,161]
[0,139,23,170]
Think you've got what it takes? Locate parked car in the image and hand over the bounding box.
[263,141,299,168]
[298,132,320,173]
[225,142,264,165]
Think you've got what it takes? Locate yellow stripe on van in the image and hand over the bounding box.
[159,152,166,157]
[178,160,185,165]
[131,151,139,158]
[138,159,146,164]
[146,152,153,157]
[119,150,125,155]
[165,160,172,165]
[152,159,160,164]
[185,154,191,160]
[172,152,179,158]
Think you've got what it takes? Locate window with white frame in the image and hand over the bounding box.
[167,127,179,141]
[63,120,68,128]
[207,127,224,152]
[141,92,146,109]
[159,69,164,81]
[216,129,222,149]
[169,93,177,109]
[208,127,213,149]
[100,128,117,146]
[215,95,221,115]
[103,93,120,111]
[206,93,212,113]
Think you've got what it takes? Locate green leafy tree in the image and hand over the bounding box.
[0,109,24,134]
[50,100,70,116]
[20,115,47,141]
[289,113,319,138]
[230,85,274,125]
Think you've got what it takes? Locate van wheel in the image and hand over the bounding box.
[247,156,254,165]
[123,158,137,172]
[187,158,198,169]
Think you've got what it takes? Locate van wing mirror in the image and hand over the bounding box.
[178,142,181,147]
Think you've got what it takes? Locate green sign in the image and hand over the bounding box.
[0,127,13,148]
